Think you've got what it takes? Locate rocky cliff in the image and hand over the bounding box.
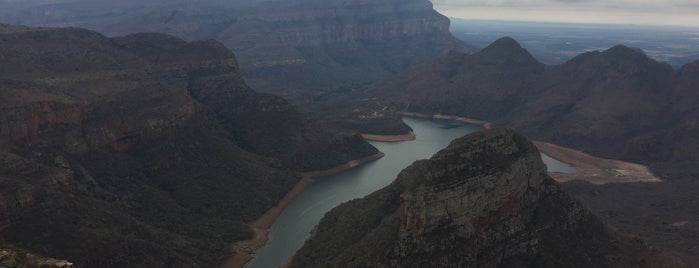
[291,129,682,267]
[220,0,471,97]
[0,24,377,267]
[0,0,474,102]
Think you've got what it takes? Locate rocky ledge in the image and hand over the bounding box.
[0,248,73,268]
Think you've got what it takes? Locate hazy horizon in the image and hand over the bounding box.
[433,0,699,27]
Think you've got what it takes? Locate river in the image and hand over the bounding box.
[245,117,575,267]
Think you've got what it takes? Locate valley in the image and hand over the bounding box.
[241,117,585,268]
[0,23,378,267]
[0,0,698,267]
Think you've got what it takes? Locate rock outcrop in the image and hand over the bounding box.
[0,247,73,268]
[0,24,377,267]
[291,129,682,267]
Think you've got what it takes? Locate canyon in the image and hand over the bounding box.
[0,0,474,102]
[0,23,377,267]
[0,0,698,266]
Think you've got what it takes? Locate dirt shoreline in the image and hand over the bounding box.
[534,141,661,184]
[221,152,385,268]
[399,112,660,185]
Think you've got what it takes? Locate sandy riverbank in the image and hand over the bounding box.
[222,152,385,268]
[534,141,661,184]
[398,112,659,184]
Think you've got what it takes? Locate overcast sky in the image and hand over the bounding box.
[432,0,699,27]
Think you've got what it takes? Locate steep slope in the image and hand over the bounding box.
[312,37,543,135]
[369,37,544,119]
[0,24,376,267]
[627,60,699,173]
[512,45,675,160]
[0,0,474,102]
[292,129,681,267]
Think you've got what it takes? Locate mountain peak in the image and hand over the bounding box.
[475,36,541,66]
[427,128,541,185]
[491,36,521,47]
[604,44,648,57]
[564,43,673,75]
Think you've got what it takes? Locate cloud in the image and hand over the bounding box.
[432,0,699,26]
[433,0,699,11]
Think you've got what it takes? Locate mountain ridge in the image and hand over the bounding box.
[0,0,476,102]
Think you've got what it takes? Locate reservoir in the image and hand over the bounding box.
[245,117,575,267]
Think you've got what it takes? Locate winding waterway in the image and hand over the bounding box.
[245,117,575,268]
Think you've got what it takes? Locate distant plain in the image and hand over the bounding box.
[451,19,699,67]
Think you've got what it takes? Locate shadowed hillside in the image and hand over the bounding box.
[0,24,377,267]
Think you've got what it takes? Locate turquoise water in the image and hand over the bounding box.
[541,152,576,173]
[245,117,574,267]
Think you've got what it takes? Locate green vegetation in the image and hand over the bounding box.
[0,26,377,267]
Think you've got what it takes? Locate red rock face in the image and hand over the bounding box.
[1,102,87,147]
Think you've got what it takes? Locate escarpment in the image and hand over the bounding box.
[0,0,475,100]
[292,128,682,267]
[0,24,377,267]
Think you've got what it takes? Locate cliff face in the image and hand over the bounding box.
[0,0,474,101]
[223,0,448,46]
[292,129,680,267]
[224,0,472,99]
[0,24,377,267]
[393,129,561,266]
